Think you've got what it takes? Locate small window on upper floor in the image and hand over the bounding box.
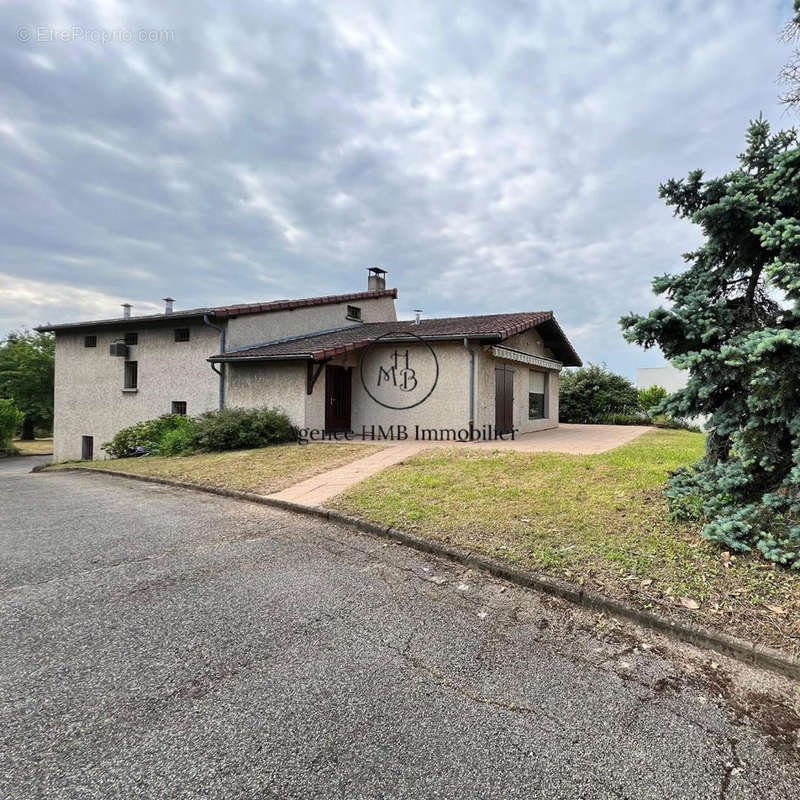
[171,401,187,416]
[174,328,190,342]
[84,335,97,348]
[124,332,138,346]
[346,305,362,321]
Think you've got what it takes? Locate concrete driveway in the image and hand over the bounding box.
[2,464,799,798]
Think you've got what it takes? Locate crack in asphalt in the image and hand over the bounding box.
[718,737,745,800]
[0,552,172,593]
[391,635,551,719]
[305,519,800,775]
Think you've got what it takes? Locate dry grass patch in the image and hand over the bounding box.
[54,442,383,495]
[331,429,800,652]
[13,438,53,455]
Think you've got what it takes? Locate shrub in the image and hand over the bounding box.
[102,407,292,459]
[652,416,701,433]
[0,398,23,451]
[560,364,641,423]
[157,425,196,456]
[597,412,650,426]
[102,414,194,458]
[190,407,292,452]
[638,385,668,413]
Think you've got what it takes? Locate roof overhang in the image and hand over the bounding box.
[36,310,215,333]
[490,346,563,371]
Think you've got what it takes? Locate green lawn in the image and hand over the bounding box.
[331,429,800,651]
[52,442,383,496]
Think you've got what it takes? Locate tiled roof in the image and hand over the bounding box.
[34,289,398,332]
[211,311,582,366]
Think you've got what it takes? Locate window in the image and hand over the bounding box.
[174,328,190,342]
[124,360,138,390]
[84,335,97,348]
[171,401,187,416]
[124,332,138,346]
[81,435,94,460]
[346,305,362,321]
[528,370,547,420]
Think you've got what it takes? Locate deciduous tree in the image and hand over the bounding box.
[0,330,54,440]
[780,0,800,106]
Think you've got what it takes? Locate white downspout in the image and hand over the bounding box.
[463,337,475,433]
[203,314,226,410]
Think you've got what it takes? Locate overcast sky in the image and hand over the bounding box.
[0,1,794,377]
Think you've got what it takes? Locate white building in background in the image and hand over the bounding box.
[635,364,689,394]
[636,364,709,427]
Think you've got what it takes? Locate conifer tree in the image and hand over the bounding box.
[621,118,800,567]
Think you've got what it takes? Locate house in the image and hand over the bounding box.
[37,269,581,461]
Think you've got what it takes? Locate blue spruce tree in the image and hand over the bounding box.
[621,118,800,567]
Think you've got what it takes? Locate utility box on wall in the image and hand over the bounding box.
[109,343,129,357]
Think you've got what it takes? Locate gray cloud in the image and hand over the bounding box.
[0,0,793,377]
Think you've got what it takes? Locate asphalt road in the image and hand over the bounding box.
[1,458,799,798]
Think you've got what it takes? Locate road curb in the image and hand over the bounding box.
[62,465,800,680]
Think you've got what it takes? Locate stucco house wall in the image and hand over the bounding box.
[501,327,554,359]
[224,361,307,426]
[472,340,560,436]
[224,342,479,439]
[347,341,471,437]
[53,324,219,461]
[225,296,397,350]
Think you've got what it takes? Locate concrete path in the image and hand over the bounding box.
[269,442,422,505]
[3,466,799,798]
[270,424,652,505]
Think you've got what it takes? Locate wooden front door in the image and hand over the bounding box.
[494,364,514,433]
[325,365,352,432]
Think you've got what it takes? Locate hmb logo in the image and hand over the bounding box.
[361,331,439,410]
[377,349,418,392]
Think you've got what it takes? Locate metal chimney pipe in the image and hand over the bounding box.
[122,303,131,319]
[163,297,175,314]
[413,309,422,325]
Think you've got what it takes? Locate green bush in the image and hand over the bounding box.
[638,385,668,413]
[0,398,23,451]
[102,407,292,459]
[191,407,292,452]
[597,412,650,426]
[157,425,196,456]
[652,416,701,433]
[102,414,195,458]
[560,364,641,423]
